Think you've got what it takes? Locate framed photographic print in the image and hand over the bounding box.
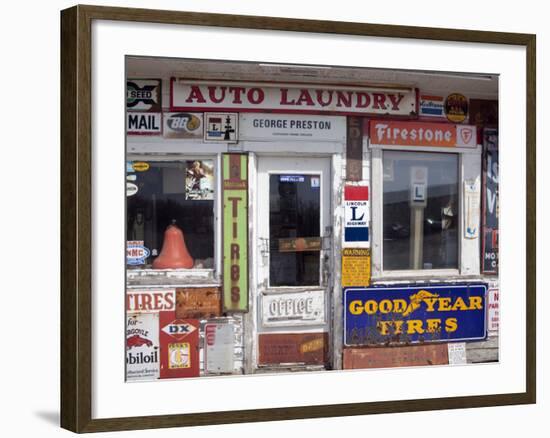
[60,4,536,433]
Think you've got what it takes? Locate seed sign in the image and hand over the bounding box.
[344,284,487,346]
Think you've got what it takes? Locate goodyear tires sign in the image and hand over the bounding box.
[344,284,487,346]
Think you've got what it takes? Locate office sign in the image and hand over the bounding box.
[171,79,417,116]
[344,284,487,346]
[260,290,325,327]
[222,154,249,312]
[369,120,476,148]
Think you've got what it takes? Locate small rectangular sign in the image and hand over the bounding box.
[258,333,328,366]
[369,120,476,148]
[342,248,371,287]
[163,112,203,139]
[464,180,481,239]
[205,323,235,374]
[159,313,200,379]
[127,79,162,112]
[447,342,467,365]
[127,112,162,135]
[222,154,249,312]
[344,184,370,247]
[487,288,499,334]
[344,284,487,346]
[239,113,346,142]
[176,287,221,319]
[126,289,176,314]
[419,94,445,118]
[126,313,160,381]
[205,113,238,142]
[278,237,321,252]
[343,344,449,369]
[260,290,326,327]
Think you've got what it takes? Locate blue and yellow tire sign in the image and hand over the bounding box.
[344,284,487,346]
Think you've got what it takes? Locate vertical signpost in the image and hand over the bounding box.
[222,154,249,312]
[482,128,499,274]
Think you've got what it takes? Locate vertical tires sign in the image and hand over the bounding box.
[222,154,249,312]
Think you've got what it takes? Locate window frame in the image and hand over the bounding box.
[125,153,223,285]
[370,143,483,281]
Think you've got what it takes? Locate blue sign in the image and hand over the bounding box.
[280,175,305,183]
[344,284,487,346]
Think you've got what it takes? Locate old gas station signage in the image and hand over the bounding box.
[258,332,328,365]
[159,312,200,379]
[341,248,371,287]
[343,344,449,369]
[222,154,249,312]
[344,284,487,346]
[176,287,221,319]
[171,79,417,116]
[260,290,326,327]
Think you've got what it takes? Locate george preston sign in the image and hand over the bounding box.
[171,79,417,116]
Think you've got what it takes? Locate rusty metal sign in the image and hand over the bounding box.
[343,344,449,369]
[260,290,326,328]
[346,116,363,181]
[258,332,328,366]
[176,287,221,319]
[278,237,322,252]
[205,322,235,374]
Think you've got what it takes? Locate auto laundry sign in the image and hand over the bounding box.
[239,113,346,141]
[344,284,487,346]
[369,120,477,148]
[171,79,417,116]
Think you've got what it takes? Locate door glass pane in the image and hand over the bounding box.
[269,174,321,286]
[383,151,459,270]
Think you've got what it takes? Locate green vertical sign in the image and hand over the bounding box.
[222,154,249,312]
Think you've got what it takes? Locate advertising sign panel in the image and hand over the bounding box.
[205,323,235,374]
[258,332,328,366]
[175,287,221,319]
[159,312,200,379]
[344,284,487,346]
[369,120,476,148]
[343,184,370,247]
[343,344,449,369]
[172,79,417,116]
[126,289,175,314]
[126,112,162,135]
[482,128,499,274]
[222,154,249,312]
[126,313,160,381]
[126,79,162,112]
[163,112,203,139]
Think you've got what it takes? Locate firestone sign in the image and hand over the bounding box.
[171,79,417,116]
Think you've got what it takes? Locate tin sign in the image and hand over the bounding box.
[205,323,235,374]
[126,240,150,265]
[344,284,487,346]
[159,312,199,378]
[369,120,476,148]
[126,289,175,314]
[239,113,346,142]
[126,79,161,112]
[344,184,370,247]
[126,313,159,381]
[205,113,238,142]
[343,344,449,369]
[172,80,417,116]
[341,248,371,287]
[482,128,499,274]
[176,287,221,319]
[260,290,325,327]
[163,112,203,139]
[258,332,328,366]
[127,112,162,135]
[419,94,445,118]
[445,93,469,123]
[222,154,249,312]
[487,288,499,334]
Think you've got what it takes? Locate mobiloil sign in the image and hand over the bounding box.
[344,284,487,346]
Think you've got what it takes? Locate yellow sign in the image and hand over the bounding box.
[342,248,371,287]
[132,161,150,172]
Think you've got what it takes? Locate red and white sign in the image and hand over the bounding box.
[369,120,477,148]
[126,313,159,381]
[126,289,176,314]
[487,288,499,334]
[171,79,417,116]
[344,183,370,248]
[204,323,235,374]
[159,312,200,379]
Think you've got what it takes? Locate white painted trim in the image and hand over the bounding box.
[369,143,482,155]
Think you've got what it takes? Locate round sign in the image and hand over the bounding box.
[126,182,138,196]
[444,93,468,123]
[132,161,150,172]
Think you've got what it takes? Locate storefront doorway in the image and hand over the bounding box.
[255,156,333,370]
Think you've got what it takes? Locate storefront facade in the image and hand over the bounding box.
[126,59,498,379]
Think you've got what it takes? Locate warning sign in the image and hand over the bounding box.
[342,248,371,287]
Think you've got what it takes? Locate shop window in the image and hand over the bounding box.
[126,160,215,270]
[269,174,321,286]
[382,151,458,271]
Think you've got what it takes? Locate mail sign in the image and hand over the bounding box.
[344,284,487,346]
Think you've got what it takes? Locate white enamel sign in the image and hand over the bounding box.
[260,290,325,327]
[205,323,235,374]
